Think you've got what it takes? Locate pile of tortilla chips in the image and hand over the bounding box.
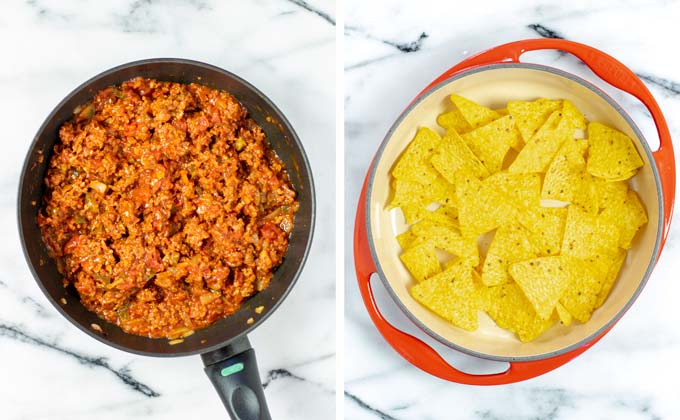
[391,95,647,342]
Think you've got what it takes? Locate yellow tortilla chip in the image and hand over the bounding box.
[462,116,521,173]
[411,220,462,253]
[485,172,541,209]
[422,206,459,228]
[449,94,500,129]
[425,176,457,208]
[484,282,557,342]
[400,202,427,225]
[593,178,628,211]
[555,302,573,326]
[507,98,562,142]
[437,108,471,134]
[571,172,600,215]
[482,225,538,286]
[589,248,627,308]
[561,100,587,130]
[600,190,648,249]
[509,256,575,320]
[520,207,567,256]
[389,176,456,224]
[431,130,490,182]
[392,127,442,184]
[561,205,620,259]
[542,138,588,202]
[558,258,601,322]
[388,179,428,210]
[455,170,509,237]
[586,122,643,180]
[495,108,509,116]
[411,263,480,330]
[509,111,572,174]
[400,242,441,282]
[396,230,420,249]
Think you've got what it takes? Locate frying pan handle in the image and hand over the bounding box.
[424,39,675,249]
[202,336,272,420]
[355,174,607,384]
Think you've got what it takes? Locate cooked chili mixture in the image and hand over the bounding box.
[38,77,298,338]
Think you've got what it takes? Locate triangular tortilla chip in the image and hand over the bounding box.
[542,138,588,202]
[509,256,575,320]
[586,122,643,180]
[509,111,572,174]
[431,130,490,182]
[483,282,557,342]
[508,98,562,142]
[561,205,620,259]
[399,241,441,282]
[392,127,442,184]
[462,116,521,173]
[600,190,648,249]
[449,94,500,129]
[411,263,481,330]
[482,225,538,286]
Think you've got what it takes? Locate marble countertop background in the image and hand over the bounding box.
[344,1,680,419]
[0,1,335,419]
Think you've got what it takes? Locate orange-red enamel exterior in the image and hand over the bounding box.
[353,39,675,385]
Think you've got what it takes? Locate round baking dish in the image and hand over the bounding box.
[354,39,675,384]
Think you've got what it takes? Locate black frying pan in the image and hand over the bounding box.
[17,58,315,420]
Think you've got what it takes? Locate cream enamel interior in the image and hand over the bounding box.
[368,65,661,360]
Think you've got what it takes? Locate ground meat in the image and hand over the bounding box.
[37,77,298,338]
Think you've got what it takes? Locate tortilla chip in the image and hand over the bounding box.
[485,172,541,209]
[558,258,601,322]
[396,230,420,250]
[600,190,648,248]
[555,302,573,326]
[589,248,627,308]
[411,220,463,254]
[561,100,587,130]
[520,207,568,256]
[509,256,575,320]
[484,282,557,342]
[449,94,500,129]
[411,263,480,330]
[561,205,620,259]
[509,111,572,174]
[593,177,629,211]
[421,205,459,228]
[455,170,507,237]
[542,138,588,202]
[507,98,562,142]
[586,122,643,180]
[399,242,441,282]
[462,116,522,173]
[437,108,472,133]
[495,108,509,116]
[571,172,600,215]
[400,202,428,225]
[431,130,490,182]
[392,127,442,184]
[482,225,538,286]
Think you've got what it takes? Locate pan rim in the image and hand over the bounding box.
[365,62,664,363]
[17,57,316,358]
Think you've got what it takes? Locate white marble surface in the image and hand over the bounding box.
[345,1,680,419]
[0,1,335,419]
